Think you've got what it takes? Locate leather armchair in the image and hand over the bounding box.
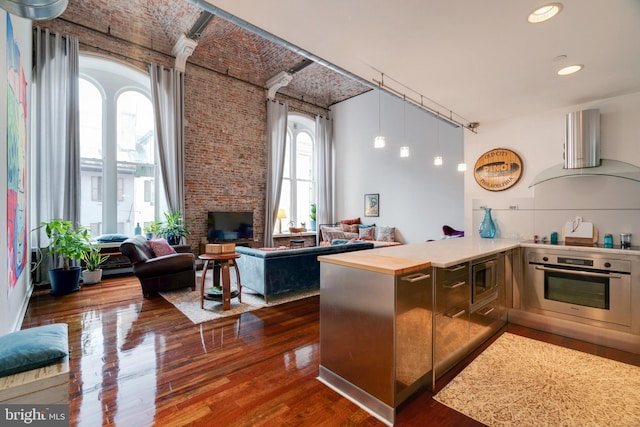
[120,235,195,297]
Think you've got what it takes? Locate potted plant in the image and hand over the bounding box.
[158,210,190,245]
[143,220,161,239]
[80,245,110,285]
[36,219,91,295]
[309,203,317,231]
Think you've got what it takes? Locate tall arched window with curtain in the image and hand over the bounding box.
[79,55,167,237]
[276,114,316,231]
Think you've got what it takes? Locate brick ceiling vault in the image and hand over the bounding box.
[69,0,370,109]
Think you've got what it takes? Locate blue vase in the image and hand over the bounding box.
[479,208,496,238]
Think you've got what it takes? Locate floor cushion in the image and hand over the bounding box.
[0,324,69,377]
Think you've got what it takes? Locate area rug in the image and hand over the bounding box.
[159,272,318,324]
[433,332,640,427]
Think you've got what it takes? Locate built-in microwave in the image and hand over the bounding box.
[471,255,498,307]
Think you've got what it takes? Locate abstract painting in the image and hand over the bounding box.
[6,13,28,290]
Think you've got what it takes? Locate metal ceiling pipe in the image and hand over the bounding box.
[0,0,68,20]
[186,0,376,91]
[186,0,464,130]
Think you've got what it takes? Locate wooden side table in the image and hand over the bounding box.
[198,253,242,310]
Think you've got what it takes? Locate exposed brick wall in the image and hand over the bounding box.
[38,0,330,254]
[183,63,267,251]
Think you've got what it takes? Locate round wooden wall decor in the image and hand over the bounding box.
[474,148,523,191]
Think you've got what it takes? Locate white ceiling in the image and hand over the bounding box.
[201,0,640,126]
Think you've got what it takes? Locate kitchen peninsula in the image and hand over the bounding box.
[317,238,520,425]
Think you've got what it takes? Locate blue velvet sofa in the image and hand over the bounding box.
[235,242,374,302]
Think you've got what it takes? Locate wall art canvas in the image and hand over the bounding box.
[6,13,28,290]
[364,193,379,217]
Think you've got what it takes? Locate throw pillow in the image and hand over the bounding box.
[331,238,350,245]
[148,238,176,257]
[341,218,361,225]
[358,226,375,240]
[0,324,68,377]
[321,226,343,242]
[325,230,347,241]
[376,226,396,242]
[341,223,359,233]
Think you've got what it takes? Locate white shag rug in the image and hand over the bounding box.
[433,332,640,427]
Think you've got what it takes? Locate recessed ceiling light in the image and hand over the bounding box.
[528,3,563,23]
[557,64,583,76]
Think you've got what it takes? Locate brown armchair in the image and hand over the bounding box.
[120,235,195,297]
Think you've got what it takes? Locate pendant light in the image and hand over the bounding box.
[374,79,386,148]
[400,96,409,157]
[434,116,443,166]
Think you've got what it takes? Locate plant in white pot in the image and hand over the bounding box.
[81,245,109,285]
[143,220,161,239]
[36,219,91,295]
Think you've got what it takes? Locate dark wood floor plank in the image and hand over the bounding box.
[21,275,640,426]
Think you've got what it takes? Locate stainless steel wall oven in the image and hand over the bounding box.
[525,248,632,327]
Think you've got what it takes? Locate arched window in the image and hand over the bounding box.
[277,114,315,231]
[79,56,166,237]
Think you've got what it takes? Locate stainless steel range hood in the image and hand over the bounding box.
[529,109,640,187]
[564,109,600,169]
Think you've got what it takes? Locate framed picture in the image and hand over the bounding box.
[364,193,379,217]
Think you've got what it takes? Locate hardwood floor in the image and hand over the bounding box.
[22,275,640,426]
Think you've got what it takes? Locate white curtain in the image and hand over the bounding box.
[264,100,288,246]
[149,63,185,215]
[30,28,80,281]
[315,114,334,228]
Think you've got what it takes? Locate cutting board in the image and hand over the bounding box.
[562,225,598,246]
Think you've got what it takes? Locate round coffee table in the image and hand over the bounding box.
[198,253,242,310]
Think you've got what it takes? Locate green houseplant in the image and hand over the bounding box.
[158,210,190,245]
[80,245,110,285]
[309,203,317,231]
[143,220,162,239]
[36,219,91,294]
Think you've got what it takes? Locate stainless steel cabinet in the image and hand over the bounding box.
[319,263,432,425]
[469,251,509,350]
[434,262,470,379]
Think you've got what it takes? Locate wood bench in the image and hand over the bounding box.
[0,357,69,404]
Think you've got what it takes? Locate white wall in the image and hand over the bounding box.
[1,12,32,335]
[464,91,640,243]
[332,89,464,243]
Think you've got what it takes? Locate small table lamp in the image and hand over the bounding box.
[277,209,287,234]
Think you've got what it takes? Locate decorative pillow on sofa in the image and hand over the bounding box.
[376,226,396,242]
[341,223,359,233]
[321,226,343,242]
[358,226,375,240]
[147,238,176,257]
[325,230,347,241]
[0,324,68,377]
[341,218,361,225]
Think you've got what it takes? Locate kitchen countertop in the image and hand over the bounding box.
[318,238,640,273]
[319,237,521,270]
[317,251,430,275]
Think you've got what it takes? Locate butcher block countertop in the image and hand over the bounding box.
[319,237,521,272]
[317,251,430,275]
